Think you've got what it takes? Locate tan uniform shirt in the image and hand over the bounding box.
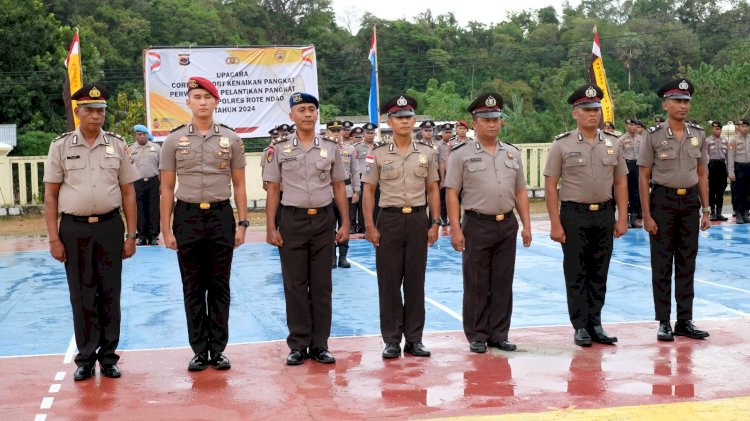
[160,122,246,203]
[706,135,727,161]
[361,140,439,207]
[728,134,750,178]
[618,133,641,161]
[340,143,361,197]
[444,140,526,215]
[354,141,371,169]
[544,129,628,203]
[637,123,708,188]
[129,140,161,179]
[44,128,140,215]
[263,134,346,208]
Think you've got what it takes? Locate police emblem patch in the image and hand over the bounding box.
[396,96,407,107]
[485,95,496,107]
[89,87,101,98]
[678,80,689,90]
[219,137,230,148]
[585,86,597,98]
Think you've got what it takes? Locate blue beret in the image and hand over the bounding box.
[133,124,153,140]
[289,92,319,109]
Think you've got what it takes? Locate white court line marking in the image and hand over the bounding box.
[34,415,47,421]
[48,384,61,393]
[350,258,463,323]
[54,372,65,381]
[40,397,53,409]
[63,334,75,364]
[535,239,750,295]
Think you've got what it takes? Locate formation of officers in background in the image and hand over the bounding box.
[44,75,743,381]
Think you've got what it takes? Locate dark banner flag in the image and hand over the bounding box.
[63,30,82,131]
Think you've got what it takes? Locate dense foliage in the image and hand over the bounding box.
[2,0,749,154]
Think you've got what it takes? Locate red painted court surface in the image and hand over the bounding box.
[2,220,750,420]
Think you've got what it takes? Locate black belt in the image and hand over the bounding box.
[709,159,726,163]
[625,159,637,164]
[62,208,119,224]
[344,179,352,186]
[136,176,158,182]
[653,184,696,196]
[177,199,230,210]
[465,210,514,221]
[381,206,425,214]
[284,205,330,215]
[736,162,750,167]
[561,201,611,212]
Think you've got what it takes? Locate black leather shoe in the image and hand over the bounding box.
[382,342,401,359]
[717,214,728,221]
[674,320,710,339]
[488,340,517,351]
[74,365,95,381]
[149,237,159,245]
[310,348,336,364]
[188,352,210,371]
[210,352,231,370]
[469,341,487,353]
[286,349,307,366]
[587,325,618,344]
[100,364,121,378]
[657,321,674,341]
[404,342,431,357]
[574,328,592,347]
[137,238,148,246]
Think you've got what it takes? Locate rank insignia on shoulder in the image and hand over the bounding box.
[687,121,704,131]
[554,131,570,140]
[648,125,662,133]
[372,141,388,150]
[451,141,468,150]
[53,131,72,142]
[219,123,236,131]
[170,124,186,133]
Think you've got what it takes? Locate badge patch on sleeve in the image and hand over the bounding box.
[267,146,275,162]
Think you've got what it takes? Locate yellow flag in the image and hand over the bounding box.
[64,29,83,130]
[590,26,614,125]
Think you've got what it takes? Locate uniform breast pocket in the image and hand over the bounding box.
[656,148,678,171]
[315,159,331,172]
[504,159,520,170]
[281,159,300,171]
[467,160,487,172]
[381,168,399,180]
[101,157,121,170]
[563,156,587,168]
[602,156,617,166]
[414,166,428,178]
[688,148,702,158]
[176,150,195,161]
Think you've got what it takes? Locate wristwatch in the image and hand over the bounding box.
[125,233,137,239]
[701,207,711,214]
[430,219,441,226]
[238,220,250,228]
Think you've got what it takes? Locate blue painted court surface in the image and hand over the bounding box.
[2,225,749,357]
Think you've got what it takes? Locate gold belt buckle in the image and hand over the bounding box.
[495,214,505,221]
[676,188,687,196]
[307,208,318,215]
[402,207,412,214]
[589,204,600,211]
[199,202,210,210]
[87,216,99,223]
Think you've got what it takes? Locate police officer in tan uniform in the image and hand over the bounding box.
[332,125,360,268]
[354,122,379,233]
[728,118,750,223]
[160,76,248,371]
[706,120,729,221]
[362,94,440,359]
[618,118,643,228]
[264,92,349,366]
[44,83,140,381]
[544,84,629,347]
[418,120,436,146]
[345,126,364,235]
[445,92,532,354]
[437,123,454,225]
[638,78,711,342]
[130,124,161,245]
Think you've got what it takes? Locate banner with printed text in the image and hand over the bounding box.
[144,46,319,141]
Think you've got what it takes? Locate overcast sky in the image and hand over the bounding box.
[331,0,582,32]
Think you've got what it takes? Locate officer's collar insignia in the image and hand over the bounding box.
[388,143,394,152]
[485,95,496,107]
[577,133,584,141]
[585,86,597,98]
[188,124,194,134]
[396,96,408,107]
[678,80,689,90]
[89,87,101,98]
[314,137,320,146]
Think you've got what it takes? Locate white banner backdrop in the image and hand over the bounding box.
[144,46,319,141]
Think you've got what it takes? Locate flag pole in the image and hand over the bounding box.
[373,25,382,141]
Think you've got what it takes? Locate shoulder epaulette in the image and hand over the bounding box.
[451,141,469,151]
[503,141,519,151]
[170,124,186,133]
[554,131,571,141]
[320,136,338,143]
[414,139,430,147]
[372,141,389,150]
[687,122,704,131]
[272,137,288,145]
[105,131,126,142]
[602,131,618,138]
[219,123,236,132]
[52,131,72,142]
[647,125,662,134]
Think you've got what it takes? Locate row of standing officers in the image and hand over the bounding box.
[44,77,716,381]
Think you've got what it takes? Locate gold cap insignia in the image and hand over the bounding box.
[585,86,597,98]
[89,87,101,98]
[485,95,497,107]
[188,79,199,88]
